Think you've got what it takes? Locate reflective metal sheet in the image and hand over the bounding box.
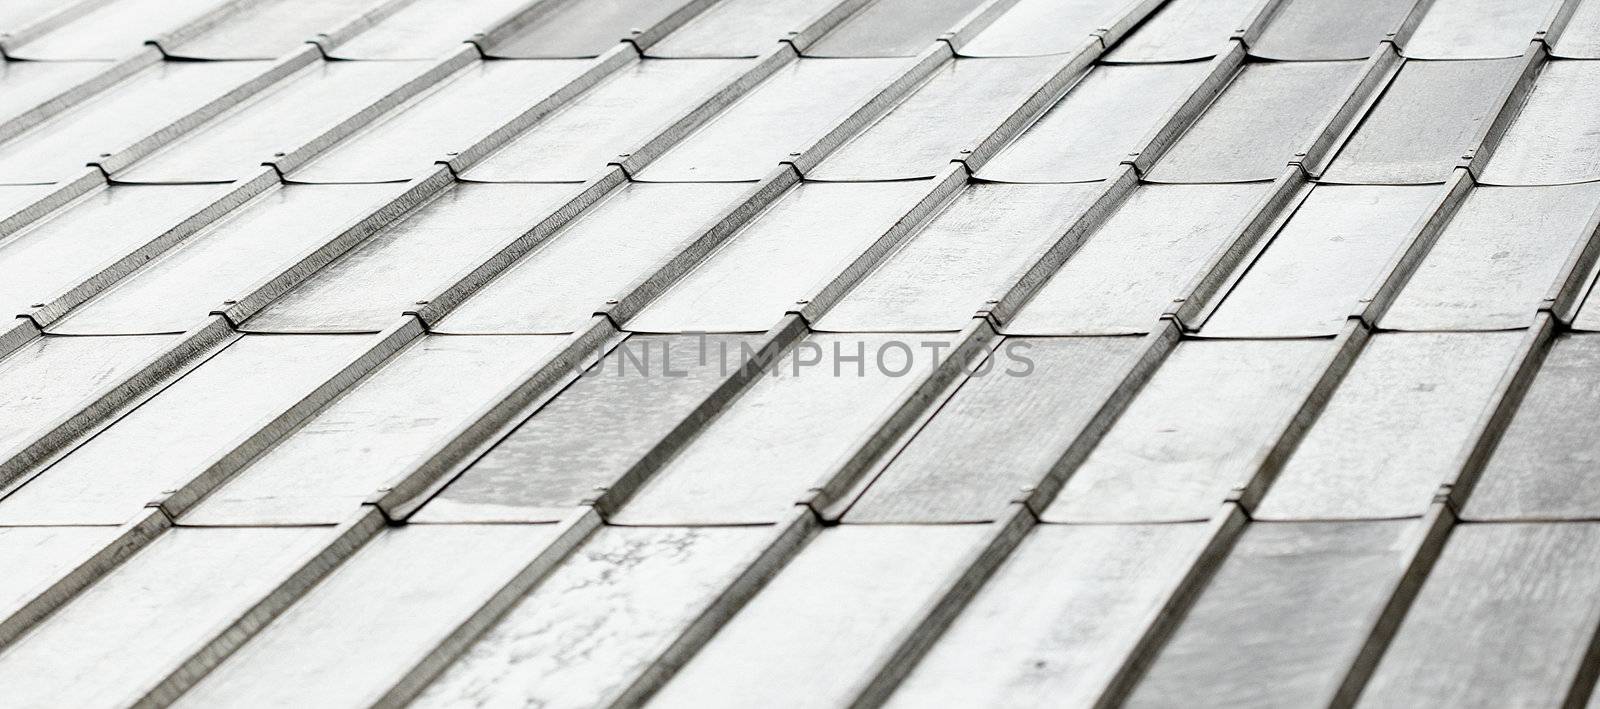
[1554,0,1600,58]
[1007,183,1269,335]
[292,60,591,182]
[1255,331,1523,520]
[0,335,172,457]
[173,524,560,709]
[811,57,1066,180]
[415,526,770,708]
[0,184,53,219]
[1128,521,1412,708]
[1201,185,1439,338]
[437,183,748,334]
[0,185,232,317]
[116,61,427,184]
[887,524,1208,708]
[1479,61,1600,186]
[167,0,379,59]
[1383,184,1600,330]
[6,0,230,60]
[962,0,1138,57]
[649,0,840,57]
[0,526,119,616]
[1322,59,1523,184]
[0,334,373,525]
[646,525,988,709]
[414,334,758,522]
[245,183,575,332]
[0,62,266,184]
[0,61,110,127]
[0,526,328,709]
[1251,0,1417,60]
[805,0,987,57]
[328,0,531,59]
[1146,61,1364,183]
[845,337,1141,523]
[1405,0,1557,59]
[640,58,912,181]
[0,0,58,33]
[1464,335,1600,519]
[51,184,401,335]
[628,181,928,333]
[1044,339,1328,523]
[462,59,752,182]
[183,335,566,525]
[614,333,949,525]
[488,0,697,58]
[1361,524,1600,707]
[818,183,1104,333]
[1103,0,1259,62]
[977,63,1208,182]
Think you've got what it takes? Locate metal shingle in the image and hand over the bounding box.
[648,0,841,57]
[1554,0,1600,57]
[0,334,171,457]
[1250,0,1418,60]
[1478,60,1600,185]
[1405,0,1559,59]
[485,0,699,58]
[0,61,110,128]
[960,0,1139,57]
[1103,0,1258,62]
[804,0,987,57]
[164,0,382,60]
[4,0,230,60]
[326,0,531,59]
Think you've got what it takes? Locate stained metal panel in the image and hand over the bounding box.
[1251,0,1417,60]
[1322,59,1523,184]
[1555,0,1600,58]
[414,526,770,708]
[0,62,266,184]
[1103,0,1259,62]
[1200,185,1439,338]
[50,184,401,335]
[6,0,230,60]
[291,60,592,183]
[167,0,380,59]
[437,183,749,334]
[1254,331,1523,520]
[1361,524,1600,707]
[1405,0,1557,59]
[0,334,373,525]
[978,63,1209,182]
[244,184,575,332]
[845,337,1141,523]
[0,526,119,616]
[1007,183,1269,335]
[1464,335,1600,519]
[886,524,1208,708]
[628,181,928,333]
[1043,339,1328,523]
[0,335,173,457]
[115,61,427,184]
[961,0,1138,57]
[0,526,329,709]
[649,0,839,57]
[414,334,758,522]
[613,333,949,525]
[462,59,752,182]
[645,525,988,708]
[1146,61,1364,183]
[173,525,560,708]
[327,0,532,59]
[1127,521,1412,708]
[0,185,232,317]
[1383,184,1600,330]
[183,335,566,525]
[487,0,697,58]
[0,61,111,127]
[639,58,912,181]
[820,183,1104,332]
[805,0,987,57]
[1478,61,1600,186]
[809,56,1067,180]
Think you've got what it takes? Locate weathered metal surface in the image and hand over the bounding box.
[0,525,120,619]
[961,0,1138,56]
[486,0,697,58]
[328,0,531,59]
[1555,0,1600,57]
[0,335,172,457]
[166,0,379,59]
[1255,331,1524,520]
[1104,0,1258,62]
[1405,0,1558,58]
[1479,60,1600,185]
[805,0,987,56]
[5,0,229,60]
[649,0,841,56]
[1250,0,1416,60]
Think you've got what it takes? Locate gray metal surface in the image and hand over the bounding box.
[5,0,228,59]
[1251,0,1417,60]
[1104,0,1259,62]
[1405,0,1557,58]
[1555,0,1600,57]
[1478,60,1600,185]
[960,0,1138,57]
[809,57,1067,180]
[1383,184,1600,330]
[819,183,1105,332]
[1255,331,1524,520]
[1201,185,1439,337]
[486,0,697,58]
[327,0,532,59]
[0,526,119,618]
[1146,61,1364,182]
[649,0,841,56]
[806,0,986,56]
[165,0,380,59]
[0,335,171,458]
[978,63,1209,182]
[0,61,109,128]
[1322,59,1524,184]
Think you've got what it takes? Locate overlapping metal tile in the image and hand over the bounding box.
[1103,0,1258,62]
[1556,0,1600,58]
[959,0,1139,57]
[804,0,988,57]
[484,0,698,58]
[0,61,110,126]
[1478,60,1600,185]
[325,0,532,59]
[4,0,230,60]
[1405,0,1558,59]
[649,0,840,57]
[1250,0,1417,60]
[0,334,173,456]
[164,0,382,60]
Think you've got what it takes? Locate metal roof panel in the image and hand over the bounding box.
[805,0,988,57]
[1405,0,1557,59]
[1478,60,1600,185]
